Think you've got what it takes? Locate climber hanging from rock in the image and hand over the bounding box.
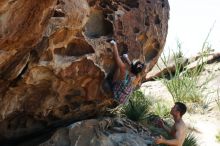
[109,40,145,104]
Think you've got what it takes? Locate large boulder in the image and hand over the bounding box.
[0,0,169,142]
[39,117,153,146]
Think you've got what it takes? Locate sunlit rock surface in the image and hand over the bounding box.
[0,0,169,142]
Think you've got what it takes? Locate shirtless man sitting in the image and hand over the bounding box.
[155,102,187,146]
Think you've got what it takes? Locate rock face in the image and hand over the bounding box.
[39,117,153,146]
[0,0,169,142]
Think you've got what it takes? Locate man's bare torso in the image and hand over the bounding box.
[171,119,186,146]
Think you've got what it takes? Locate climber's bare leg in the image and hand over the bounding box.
[113,67,120,82]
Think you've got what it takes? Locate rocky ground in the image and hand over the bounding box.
[141,60,220,146]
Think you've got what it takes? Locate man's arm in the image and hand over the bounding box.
[155,124,184,146]
[163,124,173,134]
[158,119,172,134]
[155,135,179,146]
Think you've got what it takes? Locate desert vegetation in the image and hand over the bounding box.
[119,89,199,146]
[216,131,220,143]
[122,90,152,121]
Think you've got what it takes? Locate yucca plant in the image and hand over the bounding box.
[160,40,213,104]
[165,76,202,103]
[183,133,198,146]
[122,90,152,121]
[152,102,170,118]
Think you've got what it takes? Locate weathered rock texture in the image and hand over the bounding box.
[39,117,153,146]
[0,0,169,142]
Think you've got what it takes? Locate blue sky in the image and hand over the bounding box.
[164,0,220,57]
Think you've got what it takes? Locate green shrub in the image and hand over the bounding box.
[122,90,152,121]
[183,133,198,146]
[160,42,212,104]
[152,102,170,118]
[164,76,202,103]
